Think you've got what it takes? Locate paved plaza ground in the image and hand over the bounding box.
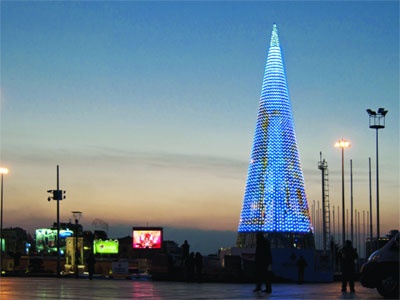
[0,277,387,299]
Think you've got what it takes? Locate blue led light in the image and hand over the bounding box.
[237,24,313,234]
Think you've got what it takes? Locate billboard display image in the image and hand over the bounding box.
[93,239,119,254]
[132,227,162,249]
[35,228,74,254]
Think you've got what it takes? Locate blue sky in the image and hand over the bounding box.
[1,1,399,254]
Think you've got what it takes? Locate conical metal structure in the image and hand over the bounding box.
[237,24,314,249]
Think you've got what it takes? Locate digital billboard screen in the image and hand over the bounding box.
[35,228,74,254]
[132,227,163,249]
[93,239,119,254]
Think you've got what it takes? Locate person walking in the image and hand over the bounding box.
[185,252,195,282]
[181,240,190,265]
[341,240,358,293]
[296,255,307,284]
[195,252,203,282]
[253,232,272,293]
[86,252,96,280]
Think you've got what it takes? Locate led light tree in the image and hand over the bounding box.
[237,24,314,249]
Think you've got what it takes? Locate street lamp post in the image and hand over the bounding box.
[0,167,9,275]
[335,139,351,246]
[366,108,388,244]
[368,157,373,247]
[350,159,354,243]
[47,165,65,277]
[72,211,82,279]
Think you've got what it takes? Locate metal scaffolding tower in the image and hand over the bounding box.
[318,152,330,251]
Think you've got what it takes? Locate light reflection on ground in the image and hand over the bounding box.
[0,277,384,299]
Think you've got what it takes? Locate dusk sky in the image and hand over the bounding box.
[1,1,399,254]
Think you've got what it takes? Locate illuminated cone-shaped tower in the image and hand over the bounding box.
[237,24,314,249]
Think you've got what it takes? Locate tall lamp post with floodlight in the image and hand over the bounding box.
[0,167,9,276]
[335,139,351,246]
[366,108,388,243]
[47,165,66,277]
[72,211,82,279]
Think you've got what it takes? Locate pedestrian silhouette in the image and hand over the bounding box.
[341,240,358,293]
[296,255,307,284]
[185,252,195,282]
[181,240,190,265]
[86,252,96,280]
[253,232,272,293]
[195,252,203,282]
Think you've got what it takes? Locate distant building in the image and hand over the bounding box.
[2,227,28,255]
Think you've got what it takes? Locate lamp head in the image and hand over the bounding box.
[378,108,388,116]
[335,139,351,149]
[366,109,376,116]
[72,211,82,222]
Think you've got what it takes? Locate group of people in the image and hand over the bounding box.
[181,240,203,282]
[86,235,359,292]
[253,233,359,294]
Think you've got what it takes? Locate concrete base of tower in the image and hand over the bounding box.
[233,231,334,282]
[236,231,315,249]
[225,246,334,283]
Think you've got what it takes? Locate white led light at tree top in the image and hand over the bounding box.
[237,24,313,234]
